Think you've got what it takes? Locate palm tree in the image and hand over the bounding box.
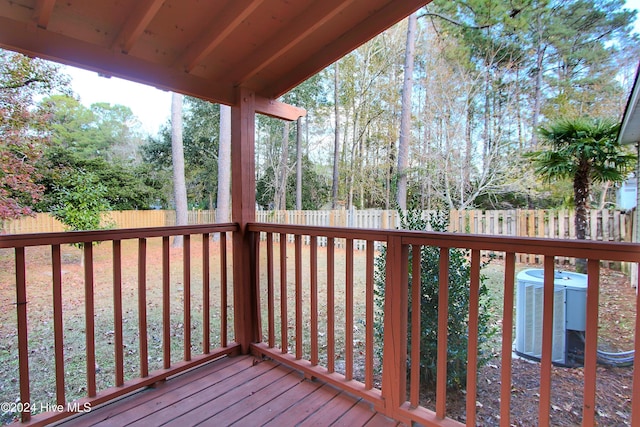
[529,118,635,272]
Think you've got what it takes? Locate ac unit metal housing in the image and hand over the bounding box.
[515,269,587,367]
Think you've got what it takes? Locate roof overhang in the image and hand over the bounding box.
[0,0,429,119]
[619,63,640,145]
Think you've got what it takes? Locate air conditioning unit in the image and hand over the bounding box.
[515,269,587,367]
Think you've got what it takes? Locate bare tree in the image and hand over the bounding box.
[331,62,340,209]
[396,12,417,211]
[295,117,302,210]
[171,92,188,247]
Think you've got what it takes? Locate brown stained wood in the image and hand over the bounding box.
[220,231,228,348]
[112,240,124,386]
[52,244,65,405]
[633,268,640,427]
[295,234,303,359]
[231,87,258,353]
[231,376,320,426]
[345,238,354,381]
[465,250,481,426]
[365,240,374,390]
[539,256,556,427]
[500,252,516,427]
[263,384,340,426]
[58,356,241,427]
[89,355,259,426]
[162,236,171,368]
[327,237,336,373]
[297,392,358,426]
[254,231,262,342]
[183,234,191,361]
[365,413,400,426]
[177,371,301,425]
[84,244,97,398]
[280,232,288,353]
[310,235,319,366]
[582,259,600,426]
[409,245,421,407]
[333,399,378,426]
[435,247,450,419]
[15,247,30,422]
[137,238,149,377]
[202,233,210,354]
[267,232,275,347]
[381,236,408,417]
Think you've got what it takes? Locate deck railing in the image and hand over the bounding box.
[248,222,640,427]
[3,222,640,426]
[0,224,237,426]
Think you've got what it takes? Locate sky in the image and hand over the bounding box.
[66,1,640,136]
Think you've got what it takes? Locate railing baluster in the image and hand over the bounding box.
[345,238,354,380]
[202,233,210,354]
[539,255,555,426]
[409,244,421,407]
[220,232,228,348]
[436,247,449,419]
[255,231,262,341]
[500,252,516,426]
[465,249,481,426]
[365,240,374,390]
[267,233,275,348]
[84,243,97,397]
[310,235,318,366]
[183,235,191,361]
[52,244,65,405]
[633,263,640,427]
[113,240,124,386]
[138,238,148,377]
[582,259,600,426]
[327,237,335,373]
[15,247,30,422]
[295,234,302,359]
[162,236,171,368]
[280,233,288,353]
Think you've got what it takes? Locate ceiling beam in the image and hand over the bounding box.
[254,96,306,121]
[32,0,56,29]
[0,16,235,106]
[178,0,265,73]
[231,0,356,86]
[263,0,430,98]
[112,0,165,54]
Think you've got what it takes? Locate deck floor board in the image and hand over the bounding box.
[56,355,398,427]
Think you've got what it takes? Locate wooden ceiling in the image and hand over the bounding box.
[0,0,429,109]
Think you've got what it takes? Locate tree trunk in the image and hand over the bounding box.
[171,92,188,248]
[217,104,231,224]
[295,117,302,210]
[332,62,340,209]
[275,121,290,210]
[396,13,417,211]
[574,165,590,273]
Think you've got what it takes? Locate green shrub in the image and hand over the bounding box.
[374,210,494,391]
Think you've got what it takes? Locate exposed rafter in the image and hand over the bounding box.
[112,0,165,54]
[178,0,265,73]
[32,0,56,29]
[230,0,355,86]
[263,0,427,98]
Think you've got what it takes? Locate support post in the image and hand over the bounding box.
[232,87,258,353]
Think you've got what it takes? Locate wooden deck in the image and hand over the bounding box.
[56,355,400,427]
